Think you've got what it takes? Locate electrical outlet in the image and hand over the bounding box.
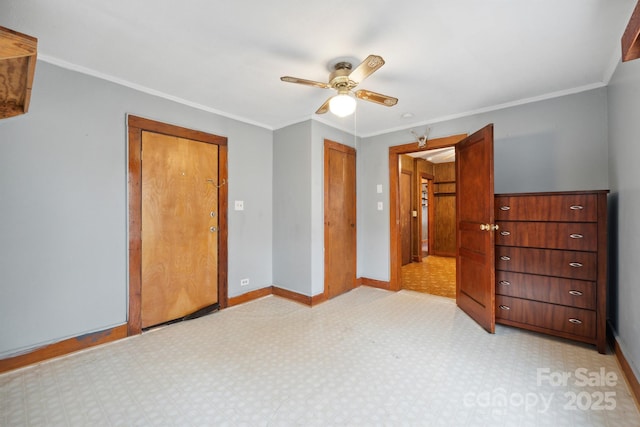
[235,200,244,211]
[240,278,249,287]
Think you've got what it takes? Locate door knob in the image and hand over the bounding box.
[210,226,217,233]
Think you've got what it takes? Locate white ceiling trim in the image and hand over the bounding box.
[362,81,609,139]
[40,53,363,137]
[39,53,609,140]
[38,54,274,131]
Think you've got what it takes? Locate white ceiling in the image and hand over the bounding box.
[407,147,455,164]
[2,0,636,137]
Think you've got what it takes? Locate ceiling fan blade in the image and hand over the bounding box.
[348,55,385,84]
[316,97,331,114]
[355,89,398,107]
[280,76,331,89]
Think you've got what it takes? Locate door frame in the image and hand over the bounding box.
[417,173,434,260]
[388,134,467,291]
[400,168,414,265]
[127,115,228,336]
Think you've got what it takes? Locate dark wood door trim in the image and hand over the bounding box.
[400,169,413,265]
[127,115,228,336]
[388,134,467,291]
[418,173,434,260]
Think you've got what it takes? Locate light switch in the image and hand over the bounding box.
[234,200,244,211]
[377,202,383,211]
[376,184,383,194]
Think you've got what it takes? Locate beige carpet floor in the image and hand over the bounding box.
[1,287,639,426]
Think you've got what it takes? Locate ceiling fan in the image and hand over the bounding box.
[280,54,398,117]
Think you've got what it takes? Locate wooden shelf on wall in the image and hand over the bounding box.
[0,26,37,119]
[622,0,640,62]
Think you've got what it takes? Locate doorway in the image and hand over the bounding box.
[127,115,228,336]
[398,147,457,298]
[388,133,467,293]
[389,126,497,333]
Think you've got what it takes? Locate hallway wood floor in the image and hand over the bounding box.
[401,255,456,298]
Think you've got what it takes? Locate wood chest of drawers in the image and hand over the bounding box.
[494,190,608,353]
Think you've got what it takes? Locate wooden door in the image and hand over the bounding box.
[456,124,496,333]
[141,131,219,328]
[324,140,356,299]
[400,171,413,265]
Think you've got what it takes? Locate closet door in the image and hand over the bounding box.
[324,140,357,299]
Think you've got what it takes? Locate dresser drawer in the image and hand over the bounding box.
[496,295,596,338]
[496,271,596,309]
[495,222,597,251]
[496,194,597,222]
[496,246,597,280]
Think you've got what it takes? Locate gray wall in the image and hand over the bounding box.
[0,61,273,357]
[273,122,312,295]
[272,120,356,297]
[607,57,640,380]
[357,88,609,282]
[310,121,357,295]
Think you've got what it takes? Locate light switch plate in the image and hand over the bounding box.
[234,200,244,211]
[377,202,383,211]
[376,184,383,194]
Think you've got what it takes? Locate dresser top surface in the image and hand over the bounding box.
[495,190,609,197]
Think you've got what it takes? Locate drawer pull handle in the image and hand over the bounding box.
[569,318,583,325]
[569,262,583,268]
[570,205,584,210]
[499,305,510,310]
[500,231,511,236]
[569,234,584,239]
[568,290,583,296]
[499,280,511,286]
[500,256,511,261]
[500,206,510,211]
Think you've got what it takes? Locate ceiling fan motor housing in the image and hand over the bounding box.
[330,62,356,90]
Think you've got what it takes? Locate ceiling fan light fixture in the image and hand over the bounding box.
[281,54,396,116]
[329,92,356,117]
